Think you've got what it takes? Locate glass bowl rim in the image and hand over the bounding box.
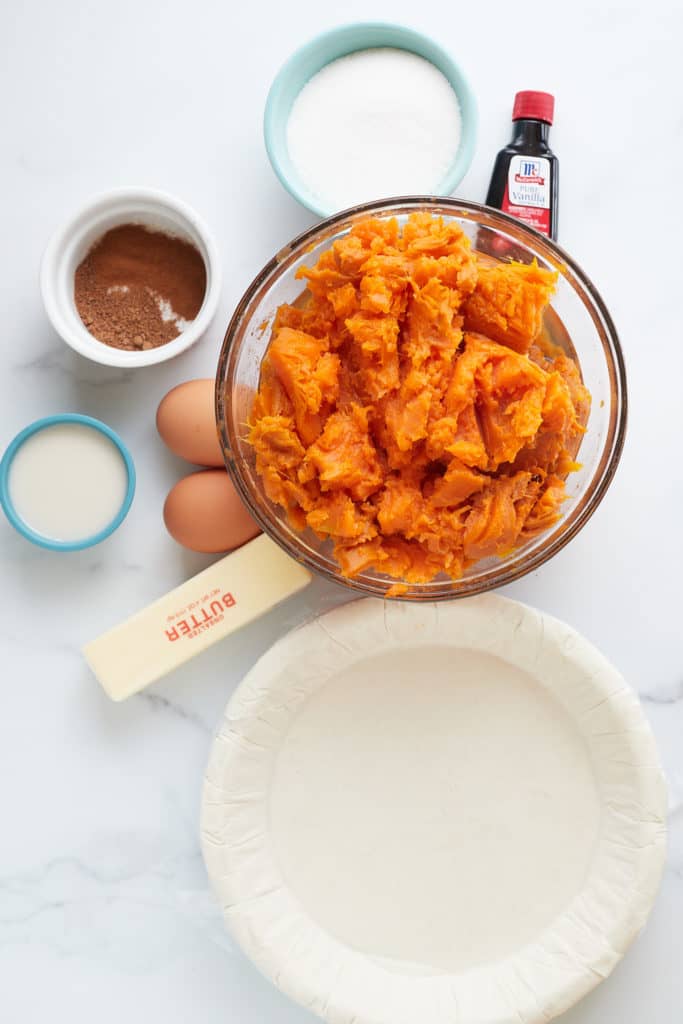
[215,196,627,601]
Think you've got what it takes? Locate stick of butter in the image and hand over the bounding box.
[83,534,311,701]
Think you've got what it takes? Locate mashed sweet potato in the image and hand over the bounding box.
[249,213,590,588]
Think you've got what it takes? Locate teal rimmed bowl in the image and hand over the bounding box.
[264,23,478,218]
[0,414,136,551]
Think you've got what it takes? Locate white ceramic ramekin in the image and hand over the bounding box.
[40,186,222,368]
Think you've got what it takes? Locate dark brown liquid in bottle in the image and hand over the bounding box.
[487,117,559,241]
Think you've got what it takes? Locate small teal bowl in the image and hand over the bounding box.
[0,414,136,551]
[264,23,478,218]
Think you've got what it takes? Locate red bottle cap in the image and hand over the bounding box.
[512,91,555,124]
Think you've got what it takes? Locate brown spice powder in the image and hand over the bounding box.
[74,224,207,351]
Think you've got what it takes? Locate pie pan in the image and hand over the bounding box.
[201,595,666,1024]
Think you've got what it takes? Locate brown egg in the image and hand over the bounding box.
[156,379,224,467]
[163,470,261,553]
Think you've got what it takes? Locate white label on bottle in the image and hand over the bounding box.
[507,155,551,209]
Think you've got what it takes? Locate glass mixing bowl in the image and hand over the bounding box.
[216,198,626,600]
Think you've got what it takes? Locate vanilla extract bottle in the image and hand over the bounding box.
[486,91,559,241]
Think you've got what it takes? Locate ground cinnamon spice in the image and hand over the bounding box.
[74,224,207,350]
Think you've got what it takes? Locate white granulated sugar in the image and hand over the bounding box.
[286,48,462,211]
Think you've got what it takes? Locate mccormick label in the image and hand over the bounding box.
[502,155,551,236]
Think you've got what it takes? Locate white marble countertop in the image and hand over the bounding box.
[1,1,681,1020]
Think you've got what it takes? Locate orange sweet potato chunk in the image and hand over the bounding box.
[249,214,589,587]
[306,492,377,542]
[267,327,340,445]
[304,404,383,502]
[464,261,557,354]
